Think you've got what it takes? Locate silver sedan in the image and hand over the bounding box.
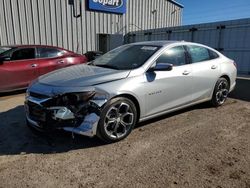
[25,41,237,143]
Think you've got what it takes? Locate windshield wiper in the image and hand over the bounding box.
[94,64,119,70]
[87,61,94,65]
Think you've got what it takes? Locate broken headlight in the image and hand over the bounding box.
[46,91,96,121]
[61,91,96,105]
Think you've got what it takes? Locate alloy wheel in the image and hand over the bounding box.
[104,102,134,139]
[215,80,229,105]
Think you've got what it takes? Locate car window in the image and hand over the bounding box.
[0,47,16,59]
[0,47,12,54]
[93,45,160,70]
[156,46,186,66]
[209,49,219,60]
[186,45,211,63]
[11,48,35,61]
[37,48,64,58]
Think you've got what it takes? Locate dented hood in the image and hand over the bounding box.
[38,64,130,87]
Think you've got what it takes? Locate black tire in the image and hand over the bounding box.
[97,97,137,143]
[211,77,229,107]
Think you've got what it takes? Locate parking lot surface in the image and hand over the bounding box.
[0,79,249,188]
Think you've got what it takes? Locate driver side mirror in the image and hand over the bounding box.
[149,63,173,72]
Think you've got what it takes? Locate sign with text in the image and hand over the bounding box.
[88,0,126,14]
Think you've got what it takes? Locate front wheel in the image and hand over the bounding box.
[211,78,229,107]
[97,97,137,143]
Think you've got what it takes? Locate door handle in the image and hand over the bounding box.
[182,70,190,75]
[31,64,37,68]
[211,65,218,69]
[57,60,64,64]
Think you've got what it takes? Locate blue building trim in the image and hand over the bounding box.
[169,0,184,8]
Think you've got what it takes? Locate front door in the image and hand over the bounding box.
[0,48,37,91]
[145,46,194,117]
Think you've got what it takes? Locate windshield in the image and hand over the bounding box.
[0,47,16,57]
[92,45,160,70]
[0,47,12,54]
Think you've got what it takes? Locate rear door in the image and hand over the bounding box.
[35,47,66,77]
[185,45,221,101]
[0,47,37,91]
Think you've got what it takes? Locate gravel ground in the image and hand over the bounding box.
[0,80,249,188]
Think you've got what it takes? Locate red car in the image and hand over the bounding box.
[0,45,88,92]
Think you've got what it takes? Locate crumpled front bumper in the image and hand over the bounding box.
[63,113,100,137]
[24,93,106,137]
[26,112,100,137]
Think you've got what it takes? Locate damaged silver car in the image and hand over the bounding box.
[25,41,237,143]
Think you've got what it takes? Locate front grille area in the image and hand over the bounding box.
[26,100,76,129]
[27,101,46,122]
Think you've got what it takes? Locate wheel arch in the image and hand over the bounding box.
[210,74,231,99]
[220,74,231,87]
[113,94,141,123]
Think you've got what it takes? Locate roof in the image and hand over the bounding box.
[130,40,180,47]
[1,44,61,48]
[0,45,73,52]
[169,0,184,8]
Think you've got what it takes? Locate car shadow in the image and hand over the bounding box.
[136,102,212,128]
[229,78,250,102]
[0,105,105,155]
[0,102,212,156]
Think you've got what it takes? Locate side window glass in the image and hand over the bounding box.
[37,48,64,58]
[209,49,219,60]
[156,46,186,66]
[187,45,210,63]
[11,48,35,61]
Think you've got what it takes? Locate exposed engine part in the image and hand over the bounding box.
[26,90,107,137]
[63,113,100,137]
[48,107,75,120]
[61,91,96,106]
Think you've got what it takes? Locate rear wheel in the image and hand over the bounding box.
[97,97,137,143]
[211,78,229,107]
